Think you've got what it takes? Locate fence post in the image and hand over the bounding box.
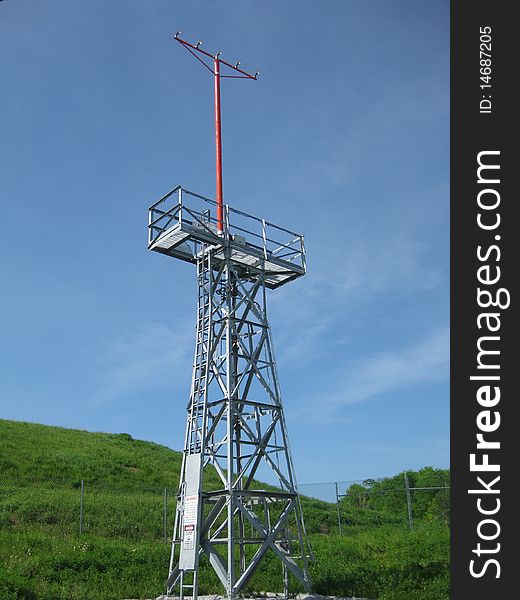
[79,479,84,534]
[335,481,342,534]
[164,488,168,543]
[404,473,413,530]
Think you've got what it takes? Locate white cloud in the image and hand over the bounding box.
[269,232,444,366]
[93,322,193,404]
[291,326,449,421]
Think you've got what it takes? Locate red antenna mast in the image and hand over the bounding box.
[174,32,259,235]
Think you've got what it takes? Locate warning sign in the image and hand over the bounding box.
[183,495,198,549]
[183,524,195,550]
[184,495,198,525]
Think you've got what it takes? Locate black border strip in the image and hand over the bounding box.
[451,1,515,597]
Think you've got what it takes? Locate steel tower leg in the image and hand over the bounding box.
[167,241,312,599]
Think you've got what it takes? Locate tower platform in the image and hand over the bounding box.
[148,186,306,289]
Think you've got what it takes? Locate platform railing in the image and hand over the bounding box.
[148,186,305,271]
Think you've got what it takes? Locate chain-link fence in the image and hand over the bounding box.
[0,472,449,541]
[0,478,177,542]
[298,473,450,534]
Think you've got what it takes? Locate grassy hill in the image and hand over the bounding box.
[0,419,449,600]
[0,419,186,488]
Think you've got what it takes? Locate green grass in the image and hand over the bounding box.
[309,526,449,600]
[0,419,188,489]
[0,530,170,600]
[0,419,449,599]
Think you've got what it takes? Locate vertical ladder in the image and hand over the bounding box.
[179,569,198,600]
[169,243,213,600]
[186,244,212,454]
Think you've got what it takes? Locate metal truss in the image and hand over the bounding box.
[161,234,312,600]
[149,31,310,600]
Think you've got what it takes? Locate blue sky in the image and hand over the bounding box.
[0,1,449,483]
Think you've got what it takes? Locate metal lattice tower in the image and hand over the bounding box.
[148,35,312,600]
